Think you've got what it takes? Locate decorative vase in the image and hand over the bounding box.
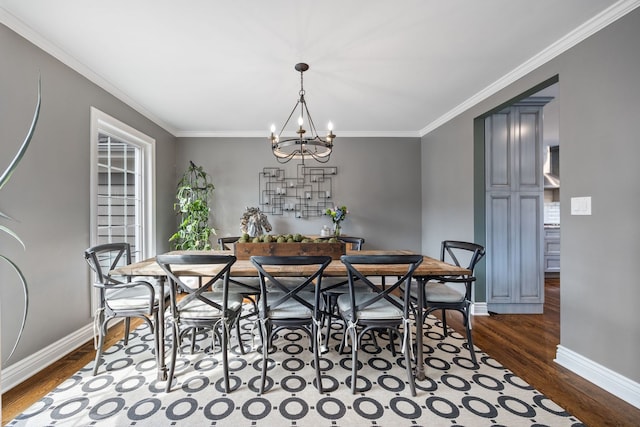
[333,224,341,237]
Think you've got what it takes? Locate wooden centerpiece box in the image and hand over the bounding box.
[234,240,346,260]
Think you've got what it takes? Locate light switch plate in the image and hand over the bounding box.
[571,196,592,215]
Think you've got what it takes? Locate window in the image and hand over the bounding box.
[89,108,155,306]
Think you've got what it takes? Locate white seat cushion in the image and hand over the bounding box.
[105,283,169,311]
[266,277,309,291]
[425,282,465,303]
[212,277,260,294]
[172,291,243,320]
[261,291,316,319]
[337,293,403,320]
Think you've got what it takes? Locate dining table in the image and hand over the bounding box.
[111,249,470,382]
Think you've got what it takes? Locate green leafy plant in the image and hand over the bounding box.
[169,161,215,250]
[1,79,41,363]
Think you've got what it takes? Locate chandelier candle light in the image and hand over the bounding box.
[269,63,336,163]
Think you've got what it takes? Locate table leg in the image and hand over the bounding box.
[157,277,168,381]
[414,276,427,381]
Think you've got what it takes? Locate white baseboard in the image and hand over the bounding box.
[555,345,640,409]
[1,323,94,393]
[472,302,489,316]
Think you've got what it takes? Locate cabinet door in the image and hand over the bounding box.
[544,227,561,272]
[485,102,545,313]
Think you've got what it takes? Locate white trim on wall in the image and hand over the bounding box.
[4,2,639,139]
[555,345,640,409]
[0,9,177,136]
[472,302,489,317]
[89,107,157,313]
[1,324,95,393]
[419,0,640,136]
[90,107,157,257]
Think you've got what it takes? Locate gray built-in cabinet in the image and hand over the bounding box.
[544,226,560,273]
[484,98,552,314]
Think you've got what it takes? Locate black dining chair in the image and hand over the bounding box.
[84,243,168,376]
[316,236,368,351]
[217,236,261,334]
[156,253,243,393]
[407,240,485,368]
[338,254,423,396]
[251,255,332,394]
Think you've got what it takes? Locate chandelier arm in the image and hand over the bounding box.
[277,99,302,140]
[301,100,322,141]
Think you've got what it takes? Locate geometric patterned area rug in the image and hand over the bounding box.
[8,313,583,427]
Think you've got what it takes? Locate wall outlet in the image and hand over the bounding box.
[571,196,592,215]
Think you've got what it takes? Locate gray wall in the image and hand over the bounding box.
[421,9,640,382]
[175,137,422,252]
[0,23,176,367]
[3,4,638,398]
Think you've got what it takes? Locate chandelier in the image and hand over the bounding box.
[269,63,335,163]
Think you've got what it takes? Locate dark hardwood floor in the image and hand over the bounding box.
[3,278,639,426]
[447,277,640,427]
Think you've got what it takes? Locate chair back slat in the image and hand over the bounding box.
[156,254,237,316]
[441,240,486,272]
[251,255,331,318]
[218,236,241,250]
[340,254,423,321]
[84,242,132,286]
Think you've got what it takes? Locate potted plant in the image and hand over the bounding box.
[169,161,215,250]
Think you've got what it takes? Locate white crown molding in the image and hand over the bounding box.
[3,1,639,139]
[0,8,179,137]
[174,130,421,139]
[555,345,640,409]
[419,0,640,137]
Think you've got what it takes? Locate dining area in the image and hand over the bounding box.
[3,220,599,426]
[92,238,479,398]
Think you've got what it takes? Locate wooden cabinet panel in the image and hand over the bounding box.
[485,99,550,314]
[544,227,560,273]
[487,193,512,301]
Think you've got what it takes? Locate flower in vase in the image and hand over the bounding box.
[326,205,348,235]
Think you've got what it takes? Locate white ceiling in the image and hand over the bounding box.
[1,0,634,137]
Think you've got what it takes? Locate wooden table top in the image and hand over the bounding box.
[112,250,470,278]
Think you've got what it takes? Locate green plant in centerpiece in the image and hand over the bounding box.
[1,79,41,363]
[170,161,216,250]
[325,205,348,236]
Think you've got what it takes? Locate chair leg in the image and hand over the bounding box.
[259,321,269,394]
[322,294,337,352]
[388,328,397,356]
[463,309,478,368]
[441,309,448,336]
[124,317,131,346]
[350,328,358,394]
[403,325,416,397]
[222,321,230,393]
[337,320,349,354]
[236,315,246,355]
[190,328,197,353]
[312,321,323,393]
[165,322,179,392]
[152,312,161,373]
[92,320,107,376]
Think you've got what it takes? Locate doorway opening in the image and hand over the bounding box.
[474,76,559,313]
